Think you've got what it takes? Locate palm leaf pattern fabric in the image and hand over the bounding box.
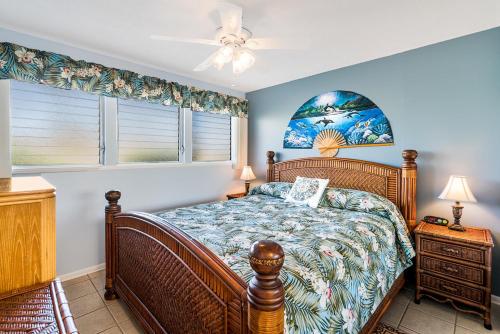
[0,42,248,117]
[154,183,415,334]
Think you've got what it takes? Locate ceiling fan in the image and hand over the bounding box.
[150,2,280,74]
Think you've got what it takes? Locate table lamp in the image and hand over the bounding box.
[240,166,256,195]
[438,175,477,232]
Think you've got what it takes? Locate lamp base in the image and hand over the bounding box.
[448,223,466,232]
[244,181,250,195]
[448,201,465,232]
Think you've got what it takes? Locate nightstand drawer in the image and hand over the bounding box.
[420,273,484,304]
[421,256,484,285]
[420,238,485,264]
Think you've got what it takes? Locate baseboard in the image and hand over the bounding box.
[492,294,500,306]
[57,263,105,282]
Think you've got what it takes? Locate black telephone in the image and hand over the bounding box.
[422,215,449,226]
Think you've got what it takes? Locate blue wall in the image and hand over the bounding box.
[247,27,500,294]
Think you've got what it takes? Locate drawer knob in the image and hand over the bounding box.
[443,266,458,273]
[442,285,458,293]
[442,247,459,255]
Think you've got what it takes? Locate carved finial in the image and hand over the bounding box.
[402,150,418,168]
[249,240,284,275]
[247,240,285,311]
[266,151,275,165]
[247,240,285,333]
[105,190,121,206]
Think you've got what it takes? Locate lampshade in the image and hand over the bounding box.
[438,175,477,203]
[240,166,256,181]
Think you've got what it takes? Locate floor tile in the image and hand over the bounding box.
[381,301,408,327]
[393,288,413,307]
[100,326,123,334]
[61,275,90,288]
[398,326,419,334]
[108,300,134,324]
[69,292,105,318]
[119,318,145,334]
[456,304,500,334]
[400,308,455,334]
[65,280,97,301]
[90,274,106,293]
[455,326,481,334]
[408,297,456,323]
[74,307,116,334]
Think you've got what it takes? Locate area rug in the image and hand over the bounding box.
[374,323,407,334]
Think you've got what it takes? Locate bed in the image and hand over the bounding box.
[103,150,418,334]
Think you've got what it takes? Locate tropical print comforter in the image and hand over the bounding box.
[154,182,415,334]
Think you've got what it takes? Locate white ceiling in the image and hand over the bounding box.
[0,0,499,93]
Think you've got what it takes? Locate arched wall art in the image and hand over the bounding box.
[283,90,394,156]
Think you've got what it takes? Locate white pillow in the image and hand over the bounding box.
[285,176,329,208]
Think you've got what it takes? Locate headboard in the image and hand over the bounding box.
[266,150,418,231]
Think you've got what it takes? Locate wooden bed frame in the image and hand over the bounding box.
[104,149,418,334]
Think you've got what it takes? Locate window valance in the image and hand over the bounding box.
[0,42,248,118]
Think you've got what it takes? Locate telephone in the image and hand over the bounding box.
[422,215,449,226]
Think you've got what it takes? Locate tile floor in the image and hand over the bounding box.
[62,270,144,334]
[380,286,500,334]
[64,270,499,334]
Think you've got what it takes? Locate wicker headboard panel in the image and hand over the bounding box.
[266,150,418,231]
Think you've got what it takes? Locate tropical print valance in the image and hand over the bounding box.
[0,42,248,118]
[191,87,248,117]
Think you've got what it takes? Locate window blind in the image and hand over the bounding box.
[118,99,179,163]
[10,80,101,166]
[192,112,231,162]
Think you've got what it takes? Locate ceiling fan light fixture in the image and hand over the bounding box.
[232,48,255,74]
[213,45,234,70]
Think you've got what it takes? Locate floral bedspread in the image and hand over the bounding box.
[154,182,415,334]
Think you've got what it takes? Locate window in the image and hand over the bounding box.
[10,81,101,166]
[192,112,231,162]
[5,81,240,171]
[118,99,179,163]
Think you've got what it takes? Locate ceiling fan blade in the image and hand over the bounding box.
[150,35,221,46]
[217,2,243,35]
[246,38,305,50]
[193,49,221,72]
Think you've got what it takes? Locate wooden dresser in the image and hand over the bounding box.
[0,177,56,297]
[414,222,494,329]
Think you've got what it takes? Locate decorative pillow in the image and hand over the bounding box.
[249,182,292,199]
[285,176,329,208]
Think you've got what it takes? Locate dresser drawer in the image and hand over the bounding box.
[420,273,484,304]
[420,238,485,264]
[421,256,484,285]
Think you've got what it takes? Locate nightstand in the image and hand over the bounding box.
[226,192,246,200]
[414,221,494,329]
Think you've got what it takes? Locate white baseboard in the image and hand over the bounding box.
[492,294,500,306]
[57,263,105,282]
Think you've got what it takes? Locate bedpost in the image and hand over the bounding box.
[247,240,285,334]
[401,150,418,232]
[266,151,275,183]
[104,190,121,300]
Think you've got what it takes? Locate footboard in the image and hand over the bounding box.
[104,191,285,334]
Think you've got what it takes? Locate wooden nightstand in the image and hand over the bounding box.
[414,221,494,329]
[226,192,246,200]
